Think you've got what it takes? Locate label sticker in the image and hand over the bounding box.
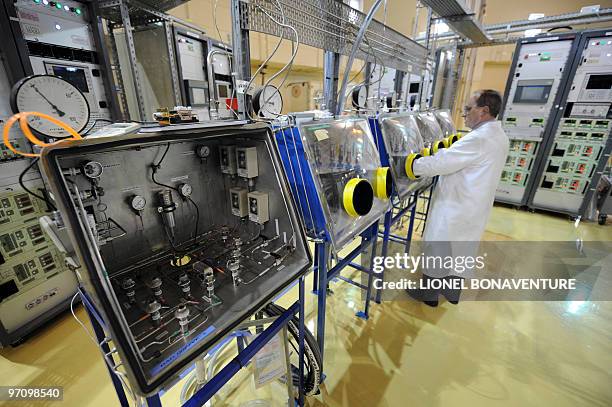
[254,333,286,388]
[314,129,329,141]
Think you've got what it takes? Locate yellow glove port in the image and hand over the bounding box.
[405,153,422,180]
[421,147,431,157]
[432,138,449,154]
[343,178,374,217]
[373,167,392,200]
[448,133,461,145]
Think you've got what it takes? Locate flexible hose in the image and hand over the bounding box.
[336,0,384,116]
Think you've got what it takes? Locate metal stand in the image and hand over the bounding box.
[79,277,308,407]
[376,183,435,303]
[312,221,379,373]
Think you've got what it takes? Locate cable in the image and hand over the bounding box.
[82,118,114,136]
[257,1,299,116]
[2,111,82,158]
[212,0,239,119]
[151,143,201,246]
[244,1,289,120]
[19,157,57,211]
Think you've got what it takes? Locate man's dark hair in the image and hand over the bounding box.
[475,89,502,118]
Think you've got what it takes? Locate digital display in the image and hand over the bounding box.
[586,74,612,90]
[513,85,551,104]
[52,66,89,93]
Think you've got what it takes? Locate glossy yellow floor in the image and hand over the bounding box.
[1,205,611,406]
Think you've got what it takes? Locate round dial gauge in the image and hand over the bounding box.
[130,195,147,211]
[179,183,193,197]
[82,161,103,179]
[10,75,90,137]
[196,145,210,158]
[352,86,367,109]
[252,85,283,119]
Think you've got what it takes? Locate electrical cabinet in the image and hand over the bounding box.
[530,31,612,216]
[495,33,578,205]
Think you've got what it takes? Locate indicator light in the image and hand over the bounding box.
[64,5,70,11]
[75,8,81,14]
[42,0,49,4]
[56,2,62,9]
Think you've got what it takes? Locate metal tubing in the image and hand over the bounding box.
[336,0,384,116]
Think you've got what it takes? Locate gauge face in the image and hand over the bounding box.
[253,85,283,119]
[179,183,193,197]
[130,195,147,211]
[352,86,367,109]
[196,145,210,158]
[82,161,103,179]
[10,75,90,137]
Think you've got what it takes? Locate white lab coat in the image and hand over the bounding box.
[413,120,509,278]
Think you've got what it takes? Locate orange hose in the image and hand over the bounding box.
[2,111,83,158]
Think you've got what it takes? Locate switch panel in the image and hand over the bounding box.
[229,188,248,217]
[248,191,269,224]
[236,147,258,178]
[219,145,237,175]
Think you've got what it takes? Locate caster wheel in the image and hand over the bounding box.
[599,215,607,225]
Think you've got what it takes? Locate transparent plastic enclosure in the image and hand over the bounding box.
[415,111,445,146]
[433,109,457,137]
[298,117,391,249]
[378,113,432,198]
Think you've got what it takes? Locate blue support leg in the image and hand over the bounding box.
[298,277,306,407]
[376,211,393,303]
[84,294,130,407]
[146,395,162,407]
[315,242,328,372]
[356,222,379,320]
[404,194,418,254]
[312,241,319,294]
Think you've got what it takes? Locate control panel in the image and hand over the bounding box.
[15,0,113,133]
[531,34,612,215]
[496,36,575,204]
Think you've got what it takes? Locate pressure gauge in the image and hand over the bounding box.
[82,161,103,179]
[10,75,90,137]
[130,195,147,212]
[252,85,283,119]
[178,183,193,198]
[196,145,210,158]
[352,86,367,109]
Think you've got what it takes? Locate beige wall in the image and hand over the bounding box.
[454,0,612,126]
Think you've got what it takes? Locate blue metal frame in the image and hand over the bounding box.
[312,220,379,372]
[79,277,308,407]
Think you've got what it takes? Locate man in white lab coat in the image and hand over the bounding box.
[410,89,509,306]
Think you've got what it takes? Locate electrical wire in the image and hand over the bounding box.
[70,293,137,404]
[151,143,201,246]
[19,157,57,211]
[82,118,114,136]
[257,1,300,117]
[212,0,239,119]
[244,14,286,118]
